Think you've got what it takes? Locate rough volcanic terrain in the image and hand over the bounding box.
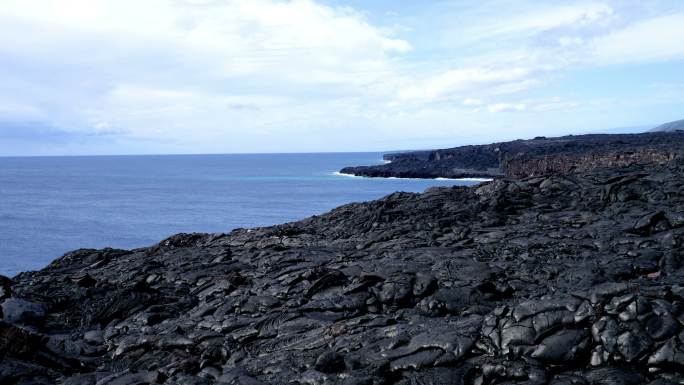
[340,131,684,179]
[2,160,684,384]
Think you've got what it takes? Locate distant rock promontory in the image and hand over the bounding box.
[340,131,684,179]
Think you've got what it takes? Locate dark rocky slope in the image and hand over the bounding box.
[1,159,684,384]
[340,131,684,179]
[651,119,684,133]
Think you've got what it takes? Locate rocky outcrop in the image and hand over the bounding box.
[1,159,684,384]
[340,131,684,179]
[503,148,679,178]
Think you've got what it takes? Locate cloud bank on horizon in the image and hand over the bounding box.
[0,0,683,155]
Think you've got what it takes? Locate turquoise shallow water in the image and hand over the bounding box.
[0,153,482,276]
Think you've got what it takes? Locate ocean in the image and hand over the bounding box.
[0,153,484,276]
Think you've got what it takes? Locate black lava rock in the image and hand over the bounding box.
[0,298,46,327]
[314,351,346,373]
[340,131,684,179]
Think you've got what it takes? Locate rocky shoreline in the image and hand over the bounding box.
[1,148,684,384]
[340,131,684,180]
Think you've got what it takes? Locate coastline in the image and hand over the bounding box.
[339,131,684,180]
[1,152,467,277]
[1,139,683,384]
[332,170,494,182]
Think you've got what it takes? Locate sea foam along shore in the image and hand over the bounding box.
[332,171,493,182]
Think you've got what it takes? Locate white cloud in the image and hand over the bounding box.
[398,67,534,102]
[394,2,684,112]
[462,98,483,106]
[0,0,412,144]
[487,103,527,113]
[109,86,196,103]
[440,2,615,49]
[484,3,615,38]
[590,13,684,64]
[0,102,44,120]
[0,0,683,154]
[530,99,580,112]
[0,0,410,80]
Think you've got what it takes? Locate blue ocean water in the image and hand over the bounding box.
[0,153,482,276]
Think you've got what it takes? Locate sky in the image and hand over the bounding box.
[0,0,683,156]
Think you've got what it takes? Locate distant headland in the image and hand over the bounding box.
[340,129,684,179]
